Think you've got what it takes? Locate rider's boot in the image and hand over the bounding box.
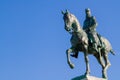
[93,43,98,52]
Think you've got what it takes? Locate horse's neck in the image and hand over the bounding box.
[73,19,82,32]
[71,14,84,33]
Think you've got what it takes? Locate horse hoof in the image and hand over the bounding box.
[102,74,108,79]
[102,70,108,79]
[84,72,90,76]
[69,63,75,69]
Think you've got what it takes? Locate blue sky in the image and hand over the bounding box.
[0,0,120,80]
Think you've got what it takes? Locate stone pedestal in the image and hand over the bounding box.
[71,75,107,80]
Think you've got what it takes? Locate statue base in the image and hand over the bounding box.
[71,75,107,80]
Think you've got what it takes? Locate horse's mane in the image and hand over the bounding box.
[71,14,82,29]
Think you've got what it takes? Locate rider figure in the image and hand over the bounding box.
[71,8,103,58]
[83,8,98,52]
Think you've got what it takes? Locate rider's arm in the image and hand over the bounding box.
[83,20,88,30]
[89,16,98,30]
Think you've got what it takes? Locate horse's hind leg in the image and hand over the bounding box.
[102,52,111,79]
[94,53,105,78]
[84,45,90,75]
[66,47,75,69]
[94,53,105,69]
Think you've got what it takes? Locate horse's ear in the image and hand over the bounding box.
[61,11,64,14]
[66,9,69,14]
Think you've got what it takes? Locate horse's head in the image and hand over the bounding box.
[62,10,81,33]
[62,10,73,32]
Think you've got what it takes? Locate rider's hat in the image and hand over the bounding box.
[85,8,90,12]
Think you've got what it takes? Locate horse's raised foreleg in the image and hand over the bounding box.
[84,46,90,75]
[66,48,75,69]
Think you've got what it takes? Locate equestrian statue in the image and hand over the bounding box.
[62,9,114,79]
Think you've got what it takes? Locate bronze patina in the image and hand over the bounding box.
[62,9,114,79]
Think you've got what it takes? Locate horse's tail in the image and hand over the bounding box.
[110,49,115,55]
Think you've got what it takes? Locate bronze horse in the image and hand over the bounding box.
[62,10,114,79]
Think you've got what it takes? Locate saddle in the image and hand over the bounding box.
[88,32,104,52]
